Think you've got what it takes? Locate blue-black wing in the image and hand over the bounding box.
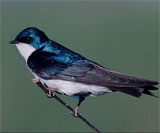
[27,47,158,88]
[27,46,92,79]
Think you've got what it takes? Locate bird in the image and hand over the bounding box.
[10,27,159,117]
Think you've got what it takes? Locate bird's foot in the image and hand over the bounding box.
[32,78,40,83]
[46,88,57,98]
[70,106,79,118]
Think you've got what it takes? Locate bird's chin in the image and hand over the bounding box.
[15,42,36,61]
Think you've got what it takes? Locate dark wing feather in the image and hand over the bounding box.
[60,60,158,87]
[27,48,158,87]
[27,47,68,79]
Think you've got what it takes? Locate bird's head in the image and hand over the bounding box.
[10,27,52,61]
[10,27,49,49]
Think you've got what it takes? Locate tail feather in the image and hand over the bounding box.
[143,85,158,90]
[117,87,143,97]
[115,85,159,98]
[143,86,159,98]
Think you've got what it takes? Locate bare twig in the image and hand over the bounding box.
[36,81,101,133]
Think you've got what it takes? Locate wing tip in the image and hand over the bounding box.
[146,80,159,86]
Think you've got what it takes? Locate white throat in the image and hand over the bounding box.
[16,43,36,61]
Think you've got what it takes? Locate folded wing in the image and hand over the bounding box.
[27,48,158,88]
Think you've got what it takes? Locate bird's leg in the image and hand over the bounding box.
[32,78,40,83]
[46,88,58,98]
[32,78,57,97]
[74,106,80,117]
[73,96,85,117]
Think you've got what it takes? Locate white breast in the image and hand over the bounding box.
[16,43,36,61]
[40,79,112,96]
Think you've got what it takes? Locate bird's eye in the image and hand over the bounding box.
[19,37,33,43]
[25,37,33,43]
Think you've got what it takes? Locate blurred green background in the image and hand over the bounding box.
[1,1,159,132]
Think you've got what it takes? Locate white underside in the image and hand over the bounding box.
[15,43,112,96]
[40,78,112,96]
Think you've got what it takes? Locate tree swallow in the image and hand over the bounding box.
[10,27,159,116]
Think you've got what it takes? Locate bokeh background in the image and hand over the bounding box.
[1,1,159,132]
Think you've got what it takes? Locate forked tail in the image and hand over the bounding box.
[117,85,159,98]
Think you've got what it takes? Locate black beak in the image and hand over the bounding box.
[10,40,20,44]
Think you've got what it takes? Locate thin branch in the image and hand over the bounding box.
[36,81,101,133]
